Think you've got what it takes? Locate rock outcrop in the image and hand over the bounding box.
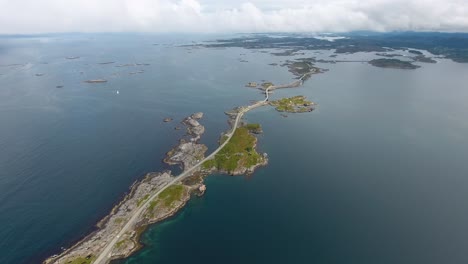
[164,113,207,170]
[45,113,210,264]
[84,79,108,83]
[164,139,207,170]
[44,172,174,264]
[183,114,205,142]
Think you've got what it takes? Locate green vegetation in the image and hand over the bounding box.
[203,125,264,174]
[114,218,124,224]
[67,255,95,264]
[270,96,314,113]
[202,159,216,170]
[158,185,185,207]
[368,58,420,69]
[182,173,203,186]
[244,123,262,134]
[146,185,186,212]
[136,194,150,207]
[148,200,158,211]
[289,61,313,76]
[279,59,320,79]
[115,239,127,249]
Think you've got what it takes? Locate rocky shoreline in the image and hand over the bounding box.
[201,108,269,176]
[44,171,176,264]
[44,110,267,264]
[44,52,319,263]
[270,95,316,113]
[164,112,207,170]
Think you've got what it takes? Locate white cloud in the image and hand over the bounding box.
[0,0,467,34]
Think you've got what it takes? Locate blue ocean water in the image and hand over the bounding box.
[1,34,468,264]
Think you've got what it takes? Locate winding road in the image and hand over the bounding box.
[94,88,272,264]
[94,67,316,263]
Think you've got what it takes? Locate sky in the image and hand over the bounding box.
[0,0,468,34]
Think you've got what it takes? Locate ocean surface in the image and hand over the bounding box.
[1,34,468,264]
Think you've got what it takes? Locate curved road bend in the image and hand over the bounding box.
[94,89,271,264]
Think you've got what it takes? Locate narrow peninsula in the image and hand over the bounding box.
[44,46,321,264]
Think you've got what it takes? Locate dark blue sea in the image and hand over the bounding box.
[1,34,468,264]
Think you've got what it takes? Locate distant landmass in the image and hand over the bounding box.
[3,32,468,264]
[369,58,421,69]
[199,32,468,63]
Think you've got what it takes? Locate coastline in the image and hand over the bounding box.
[44,65,320,264]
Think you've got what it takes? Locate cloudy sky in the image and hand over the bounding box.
[1,0,467,34]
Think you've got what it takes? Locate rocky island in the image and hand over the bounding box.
[44,110,268,264]
[245,82,258,88]
[84,79,108,83]
[270,96,315,113]
[164,113,207,170]
[202,122,268,175]
[368,58,421,69]
[413,55,437,63]
[282,59,322,80]
[44,39,325,264]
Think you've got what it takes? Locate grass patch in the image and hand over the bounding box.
[244,123,262,133]
[67,255,95,264]
[158,185,185,207]
[206,126,264,174]
[137,194,150,207]
[116,239,127,249]
[114,218,124,224]
[270,96,313,113]
[148,200,158,211]
[182,173,203,186]
[202,159,217,170]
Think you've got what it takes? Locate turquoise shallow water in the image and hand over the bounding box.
[1,34,468,264]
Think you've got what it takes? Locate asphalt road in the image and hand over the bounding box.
[94,90,271,264]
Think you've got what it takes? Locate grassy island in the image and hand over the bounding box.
[203,124,266,174]
[289,61,314,76]
[244,123,263,134]
[413,55,437,63]
[369,58,420,69]
[270,96,315,113]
